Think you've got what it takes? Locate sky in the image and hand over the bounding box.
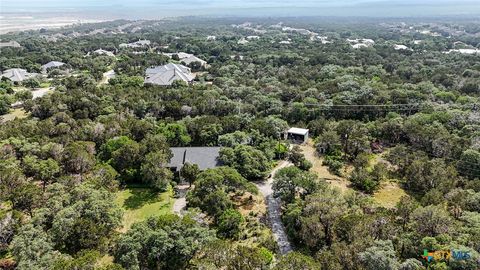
[1,0,480,18]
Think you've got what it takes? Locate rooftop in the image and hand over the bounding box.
[145,63,195,86]
[287,127,309,135]
[167,147,223,171]
[1,68,39,82]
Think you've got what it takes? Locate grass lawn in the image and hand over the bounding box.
[39,82,51,88]
[115,186,174,232]
[0,108,29,123]
[373,181,408,208]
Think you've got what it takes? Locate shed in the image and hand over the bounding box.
[286,127,309,143]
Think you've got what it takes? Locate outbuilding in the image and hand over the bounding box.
[286,127,309,143]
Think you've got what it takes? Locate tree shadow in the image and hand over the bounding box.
[123,188,160,210]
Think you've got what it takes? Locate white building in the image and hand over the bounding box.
[286,127,309,144]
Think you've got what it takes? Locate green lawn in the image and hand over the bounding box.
[39,82,51,88]
[115,186,174,232]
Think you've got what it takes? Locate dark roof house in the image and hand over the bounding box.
[167,147,222,171]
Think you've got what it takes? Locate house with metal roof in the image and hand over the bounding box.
[41,61,65,73]
[163,52,207,67]
[167,147,223,171]
[286,127,309,144]
[0,41,21,48]
[1,68,39,83]
[144,63,195,86]
[181,55,207,67]
[119,39,151,48]
[92,49,115,57]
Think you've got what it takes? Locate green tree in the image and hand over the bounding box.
[219,145,270,180]
[458,149,480,179]
[359,240,400,270]
[191,240,272,269]
[273,252,321,270]
[273,166,319,203]
[114,215,215,270]
[158,123,191,146]
[180,162,200,186]
[50,185,123,254]
[217,209,244,239]
[140,151,173,191]
[11,224,64,270]
[63,141,96,177]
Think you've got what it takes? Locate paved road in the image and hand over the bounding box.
[256,161,293,255]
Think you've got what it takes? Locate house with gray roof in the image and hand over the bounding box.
[41,61,66,73]
[92,49,115,57]
[1,68,39,83]
[163,52,207,67]
[119,39,151,48]
[0,41,21,48]
[167,147,223,171]
[144,63,195,86]
[181,55,207,67]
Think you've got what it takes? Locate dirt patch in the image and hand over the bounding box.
[234,192,266,217]
[298,142,352,193]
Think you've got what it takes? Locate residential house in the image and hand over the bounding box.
[167,147,223,172]
[119,39,151,48]
[144,63,195,86]
[163,52,207,67]
[41,61,65,73]
[92,49,115,57]
[1,68,39,83]
[0,41,21,48]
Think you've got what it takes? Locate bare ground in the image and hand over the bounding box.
[298,142,352,193]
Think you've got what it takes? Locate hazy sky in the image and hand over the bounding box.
[2,0,480,17]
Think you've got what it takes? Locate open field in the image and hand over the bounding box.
[115,186,174,232]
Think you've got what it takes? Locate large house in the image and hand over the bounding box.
[1,68,39,83]
[119,39,151,48]
[167,147,223,172]
[0,41,21,48]
[92,49,115,57]
[41,61,65,73]
[163,52,207,67]
[144,63,195,86]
